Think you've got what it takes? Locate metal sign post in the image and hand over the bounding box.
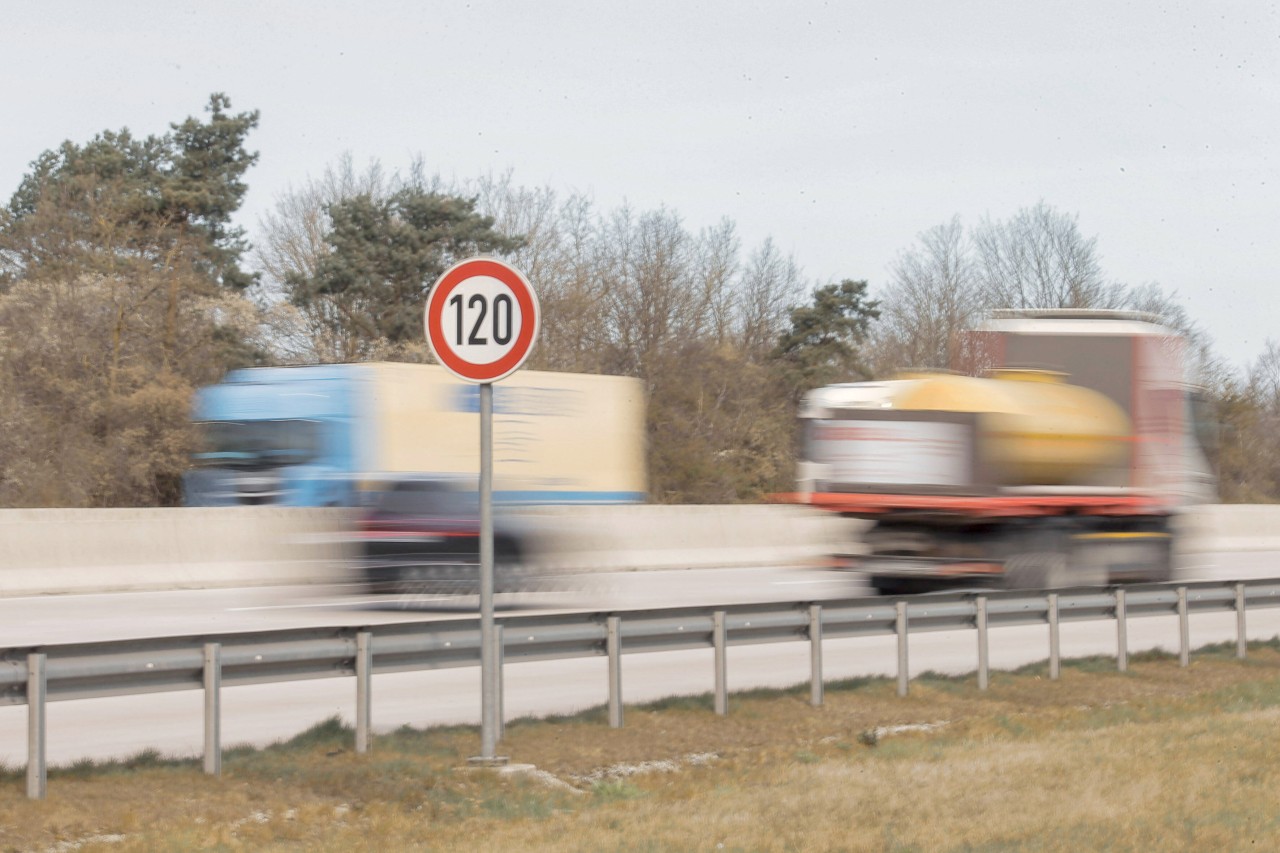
[477,380,497,758]
[424,258,539,763]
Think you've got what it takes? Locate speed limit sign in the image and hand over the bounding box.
[424,256,541,762]
[424,258,540,383]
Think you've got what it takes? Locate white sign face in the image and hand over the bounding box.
[425,258,540,383]
[810,419,972,487]
[441,274,525,364]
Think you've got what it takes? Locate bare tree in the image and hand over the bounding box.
[460,175,614,373]
[972,202,1123,311]
[1207,340,1280,502]
[737,238,804,359]
[537,193,614,373]
[465,172,563,286]
[598,205,704,383]
[692,218,740,347]
[871,216,979,374]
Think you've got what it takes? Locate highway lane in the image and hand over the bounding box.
[1,546,1267,647]
[3,551,1280,768]
[0,565,863,646]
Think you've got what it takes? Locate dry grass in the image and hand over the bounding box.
[7,642,1280,851]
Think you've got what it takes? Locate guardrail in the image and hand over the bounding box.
[8,577,1280,799]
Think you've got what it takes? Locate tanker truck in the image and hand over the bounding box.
[793,310,1217,594]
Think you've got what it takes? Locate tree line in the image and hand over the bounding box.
[0,95,1274,506]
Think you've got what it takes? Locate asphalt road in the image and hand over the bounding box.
[3,551,1279,768]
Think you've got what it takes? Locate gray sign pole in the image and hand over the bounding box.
[478,380,498,760]
[423,257,538,766]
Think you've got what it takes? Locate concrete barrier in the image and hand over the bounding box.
[519,504,865,572]
[0,508,354,596]
[1176,504,1280,553]
[0,504,858,596]
[0,503,1273,597]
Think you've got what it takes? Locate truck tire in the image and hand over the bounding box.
[870,576,942,596]
[1003,552,1067,591]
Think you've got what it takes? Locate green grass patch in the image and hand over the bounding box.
[591,779,647,801]
[634,692,716,713]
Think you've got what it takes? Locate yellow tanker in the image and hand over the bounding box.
[891,369,1131,487]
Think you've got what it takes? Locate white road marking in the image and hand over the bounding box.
[227,599,374,612]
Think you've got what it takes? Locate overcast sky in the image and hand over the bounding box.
[4,1,1277,370]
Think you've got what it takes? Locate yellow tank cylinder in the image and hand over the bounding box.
[891,370,1131,487]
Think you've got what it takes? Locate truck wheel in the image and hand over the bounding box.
[1112,535,1175,584]
[1004,552,1067,591]
[870,576,909,597]
[870,576,938,596]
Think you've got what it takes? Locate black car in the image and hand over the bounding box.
[357,478,533,595]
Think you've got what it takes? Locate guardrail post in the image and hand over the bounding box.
[355,631,372,754]
[896,601,909,697]
[607,616,623,728]
[976,596,990,691]
[1236,583,1248,660]
[713,611,728,715]
[203,642,221,777]
[808,604,824,708]
[1048,593,1060,681]
[1115,589,1128,673]
[1177,586,1190,667]
[27,653,46,800]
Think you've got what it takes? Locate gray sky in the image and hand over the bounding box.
[4,1,1278,371]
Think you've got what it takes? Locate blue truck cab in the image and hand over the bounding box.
[184,365,361,507]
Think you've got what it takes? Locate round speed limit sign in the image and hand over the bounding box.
[424,258,540,383]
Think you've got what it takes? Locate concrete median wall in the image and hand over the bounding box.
[0,504,858,596]
[0,508,355,596]
[518,504,865,573]
[0,503,1274,597]
[1176,504,1280,553]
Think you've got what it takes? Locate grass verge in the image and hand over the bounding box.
[7,644,1280,851]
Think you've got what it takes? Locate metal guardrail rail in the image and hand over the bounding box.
[8,577,1280,799]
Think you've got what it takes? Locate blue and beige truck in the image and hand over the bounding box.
[183,362,647,508]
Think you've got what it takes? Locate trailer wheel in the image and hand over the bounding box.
[870,576,943,596]
[1004,552,1067,591]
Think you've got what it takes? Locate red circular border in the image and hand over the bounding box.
[424,258,540,383]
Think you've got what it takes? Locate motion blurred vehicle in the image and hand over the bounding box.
[792,310,1217,594]
[357,477,539,596]
[183,363,647,508]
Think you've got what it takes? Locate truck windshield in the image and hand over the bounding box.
[193,420,323,467]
